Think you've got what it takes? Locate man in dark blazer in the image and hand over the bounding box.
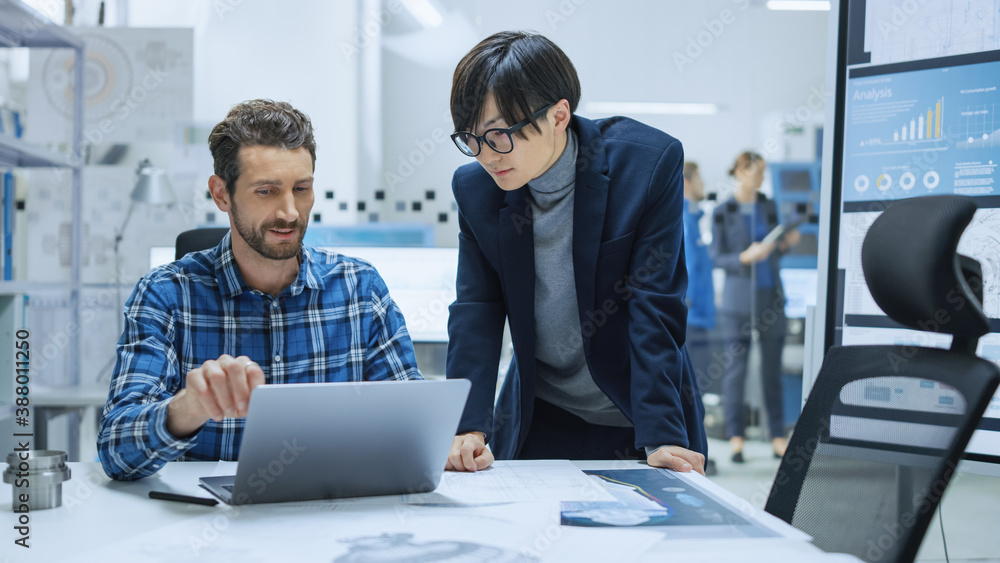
[444,31,707,474]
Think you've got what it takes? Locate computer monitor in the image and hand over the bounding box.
[775,168,813,193]
[148,244,457,343]
[321,246,457,343]
[821,0,1000,473]
[779,268,818,320]
[149,246,175,270]
[771,161,821,270]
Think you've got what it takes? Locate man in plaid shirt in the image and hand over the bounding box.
[98,100,421,480]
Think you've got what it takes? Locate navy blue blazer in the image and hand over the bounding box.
[709,194,785,316]
[446,115,707,459]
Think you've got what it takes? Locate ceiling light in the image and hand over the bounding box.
[401,0,443,28]
[766,1,831,10]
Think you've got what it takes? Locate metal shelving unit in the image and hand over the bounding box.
[0,1,84,434]
[0,281,72,296]
[0,135,75,167]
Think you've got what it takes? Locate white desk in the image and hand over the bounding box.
[32,384,109,460]
[0,461,862,562]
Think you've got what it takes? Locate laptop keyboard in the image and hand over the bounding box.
[222,484,234,493]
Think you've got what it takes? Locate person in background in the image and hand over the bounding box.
[682,161,718,476]
[98,100,421,480]
[709,151,798,463]
[445,31,707,474]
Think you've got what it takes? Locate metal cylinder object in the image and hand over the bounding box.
[4,450,72,510]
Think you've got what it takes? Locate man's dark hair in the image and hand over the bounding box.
[450,31,581,138]
[208,99,316,197]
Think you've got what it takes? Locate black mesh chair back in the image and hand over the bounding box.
[764,195,1000,563]
[175,228,229,260]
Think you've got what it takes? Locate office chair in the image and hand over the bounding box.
[764,195,1000,563]
[175,227,230,260]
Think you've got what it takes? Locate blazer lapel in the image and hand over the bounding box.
[573,166,609,336]
[571,118,611,346]
[498,187,536,370]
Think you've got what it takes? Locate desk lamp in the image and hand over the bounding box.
[114,159,175,339]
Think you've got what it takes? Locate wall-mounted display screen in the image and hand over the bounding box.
[827,0,1000,465]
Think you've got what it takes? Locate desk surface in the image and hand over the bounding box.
[0,461,862,562]
[32,383,109,407]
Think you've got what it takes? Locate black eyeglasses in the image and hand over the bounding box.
[451,104,554,157]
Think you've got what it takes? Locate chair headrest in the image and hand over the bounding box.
[861,195,989,339]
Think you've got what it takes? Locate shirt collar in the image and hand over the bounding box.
[214,231,325,299]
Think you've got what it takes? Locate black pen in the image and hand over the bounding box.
[149,490,219,506]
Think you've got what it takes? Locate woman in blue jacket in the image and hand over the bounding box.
[710,152,798,463]
[443,31,707,474]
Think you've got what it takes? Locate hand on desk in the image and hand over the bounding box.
[445,432,494,472]
[167,355,265,438]
[647,446,706,476]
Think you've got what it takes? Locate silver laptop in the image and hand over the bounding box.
[199,379,470,505]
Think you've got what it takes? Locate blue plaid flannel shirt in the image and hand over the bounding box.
[98,232,422,480]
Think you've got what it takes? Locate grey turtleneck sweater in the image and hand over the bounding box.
[527,129,632,427]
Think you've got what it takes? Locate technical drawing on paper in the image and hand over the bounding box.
[958,207,1000,318]
[864,0,1000,65]
[333,533,538,563]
